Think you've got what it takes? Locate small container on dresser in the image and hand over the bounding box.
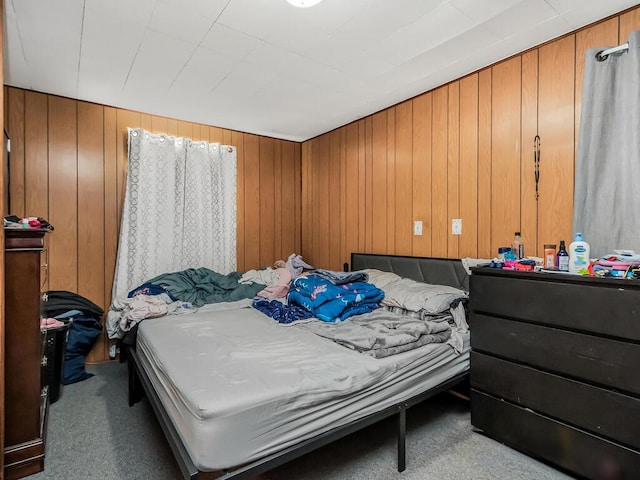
[4,228,50,479]
[469,267,640,480]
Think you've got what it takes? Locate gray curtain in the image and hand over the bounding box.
[574,30,640,258]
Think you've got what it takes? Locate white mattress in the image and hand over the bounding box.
[137,301,470,471]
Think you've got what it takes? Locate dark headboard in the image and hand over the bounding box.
[350,253,469,291]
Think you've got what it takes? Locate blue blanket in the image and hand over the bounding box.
[252,298,314,324]
[288,274,384,322]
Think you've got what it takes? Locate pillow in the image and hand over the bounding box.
[363,269,402,289]
[380,277,467,314]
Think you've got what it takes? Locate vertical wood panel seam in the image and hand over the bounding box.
[46,97,50,221]
[430,95,434,251]
[76,102,80,289]
[103,107,107,310]
[489,69,494,253]
[519,60,523,234]
[536,50,540,250]
[21,90,26,214]
[457,84,461,256]
[446,88,449,257]
[477,76,481,252]
[409,100,415,251]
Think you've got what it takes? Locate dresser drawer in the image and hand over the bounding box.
[471,314,640,396]
[471,390,640,480]
[470,273,640,340]
[471,351,640,450]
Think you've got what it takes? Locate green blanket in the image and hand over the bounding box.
[147,268,265,307]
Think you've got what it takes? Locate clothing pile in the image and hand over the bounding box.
[42,291,103,384]
[287,271,384,322]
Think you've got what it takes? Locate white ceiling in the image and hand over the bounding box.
[4,0,638,142]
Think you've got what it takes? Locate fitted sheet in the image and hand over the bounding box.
[137,302,470,471]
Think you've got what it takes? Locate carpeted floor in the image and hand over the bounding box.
[27,363,574,480]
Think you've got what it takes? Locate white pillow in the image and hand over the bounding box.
[381,277,467,314]
[363,269,402,289]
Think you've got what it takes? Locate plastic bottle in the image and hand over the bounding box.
[512,232,524,259]
[556,240,569,271]
[569,233,590,274]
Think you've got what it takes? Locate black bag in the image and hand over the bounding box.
[42,290,104,318]
[41,290,104,385]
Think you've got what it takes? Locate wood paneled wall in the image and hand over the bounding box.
[4,88,301,363]
[301,6,640,270]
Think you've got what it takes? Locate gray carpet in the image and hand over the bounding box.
[28,363,574,480]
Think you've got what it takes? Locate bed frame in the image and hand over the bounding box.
[126,253,470,480]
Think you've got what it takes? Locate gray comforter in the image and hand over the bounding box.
[295,309,451,358]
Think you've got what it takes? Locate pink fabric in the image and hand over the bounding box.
[41,317,65,329]
[257,268,292,300]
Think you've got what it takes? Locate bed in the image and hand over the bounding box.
[126,253,471,479]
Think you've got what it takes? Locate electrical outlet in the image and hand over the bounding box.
[413,221,423,236]
[452,219,462,235]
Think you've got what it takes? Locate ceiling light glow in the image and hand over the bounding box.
[286,0,322,7]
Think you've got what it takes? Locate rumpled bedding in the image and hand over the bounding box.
[147,268,265,307]
[295,309,452,358]
[311,269,369,285]
[287,274,384,322]
[107,292,198,339]
[363,268,469,353]
[107,268,265,339]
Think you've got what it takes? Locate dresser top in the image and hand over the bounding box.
[4,227,48,250]
[471,266,640,289]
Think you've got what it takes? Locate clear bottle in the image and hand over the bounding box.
[512,231,524,259]
[556,240,569,271]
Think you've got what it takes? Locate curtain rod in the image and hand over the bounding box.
[596,42,629,61]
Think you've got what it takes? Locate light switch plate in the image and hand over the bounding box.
[452,219,462,235]
[413,220,423,236]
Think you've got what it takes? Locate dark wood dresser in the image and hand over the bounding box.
[470,267,640,480]
[4,228,49,479]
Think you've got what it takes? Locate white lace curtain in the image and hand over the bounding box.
[111,128,237,300]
